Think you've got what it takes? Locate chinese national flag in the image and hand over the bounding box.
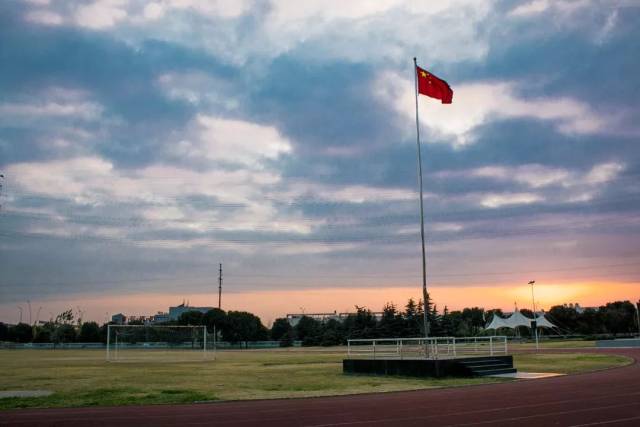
[416,66,453,104]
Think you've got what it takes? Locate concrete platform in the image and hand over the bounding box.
[490,372,564,379]
[343,355,515,378]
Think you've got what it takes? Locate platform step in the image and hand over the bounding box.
[462,363,512,371]
[460,359,505,368]
[456,357,516,377]
[473,367,517,376]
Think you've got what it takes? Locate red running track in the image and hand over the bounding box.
[1,348,639,427]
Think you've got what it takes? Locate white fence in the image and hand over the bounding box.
[347,336,508,360]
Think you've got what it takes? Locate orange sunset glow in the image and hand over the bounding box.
[2,281,636,326]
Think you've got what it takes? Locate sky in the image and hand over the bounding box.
[1,0,639,325]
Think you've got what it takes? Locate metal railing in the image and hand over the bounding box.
[347,336,508,360]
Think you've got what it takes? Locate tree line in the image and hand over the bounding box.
[1,299,638,345]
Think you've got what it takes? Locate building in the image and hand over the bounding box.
[111,313,126,325]
[286,311,384,327]
[110,302,215,325]
[151,312,170,324]
[286,312,340,327]
[168,303,214,321]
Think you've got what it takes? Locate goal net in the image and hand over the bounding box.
[106,325,215,362]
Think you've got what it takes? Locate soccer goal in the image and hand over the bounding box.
[106,325,216,362]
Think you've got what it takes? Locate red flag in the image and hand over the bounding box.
[416,66,453,104]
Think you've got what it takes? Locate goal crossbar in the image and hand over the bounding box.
[106,325,214,362]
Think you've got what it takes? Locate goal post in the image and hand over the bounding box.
[106,325,216,362]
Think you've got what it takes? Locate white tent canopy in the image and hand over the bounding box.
[535,314,557,329]
[485,309,557,330]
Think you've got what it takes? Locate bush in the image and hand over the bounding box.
[78,322,101,342]
[8,323,33,343]
[52,324,77,344]
[33,323,55,343]
[0,322,8,341]
[279,329,295,347]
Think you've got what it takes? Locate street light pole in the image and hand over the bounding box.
[529,280,539,350]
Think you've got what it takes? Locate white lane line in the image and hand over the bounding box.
[304,392,640,427]
[569,415,640,426]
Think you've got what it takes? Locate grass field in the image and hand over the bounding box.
[509,339,596,350]
[0,346,631,410]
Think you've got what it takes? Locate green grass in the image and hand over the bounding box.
[509,339,596,350]
[0,347,631,410]
[513,352,632,374]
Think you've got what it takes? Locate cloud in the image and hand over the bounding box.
[156,71,239,110]
[470,165,568,188]
[433,161,625,208]
[508,0,595,18]
[377,72,611,146]
[584,162,624,185]
[18,0,495,66]
[281,182,417,205]
[164,0,250,19]
[462,162,624,189]
[25,9,63,25]
[0,100,103,122]
[75,0,128,29]
[480,192,542,208]
[260,0,494,65]
[168,115,292,168]
[5,155,314,238]
[595,9,619,45]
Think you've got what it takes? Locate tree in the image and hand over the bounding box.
[222,311,268,346]
[320,318,344,346]
[461,307,485,335]
[348,306,377,339]
[0,322,8,341]
[295,316,322,346]
[271,318,293,341]
[577,308,605,335]
[203,308,226,333]
[405,298,417,319]
[403,299,422,337]
[377,303,404,338]
[52,324,76,344]
[33,322,55,343]
[601,301,636,335]
[78,322,101,342]
[440,306,454,336]
[99,323,112,344]
[8,323,33,343]
[547,305,579,332]
[429,304,443,336]
[55,309,74,325]
[178,310,204,326]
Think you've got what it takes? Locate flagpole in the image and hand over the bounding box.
[413,57,430,339]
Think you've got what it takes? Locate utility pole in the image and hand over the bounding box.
[218,263,223,310]
[529,280,539,350]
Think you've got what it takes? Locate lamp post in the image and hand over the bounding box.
[529,280,539,350]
